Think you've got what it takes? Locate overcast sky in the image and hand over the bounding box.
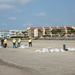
[0,0,75,30]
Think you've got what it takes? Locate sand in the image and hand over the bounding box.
[0,59,40,75]
[0,40,75,75]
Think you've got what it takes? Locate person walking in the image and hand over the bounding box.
[12,38,16,48]
[28,38,32,47]
[4,38,8,48]
[17,38,21,47]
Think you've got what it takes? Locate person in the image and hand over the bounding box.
[12,38,16,48]
[28,38,32,47]
[4,38,8,48]
[1,37,4,46]
[17,38,21,47]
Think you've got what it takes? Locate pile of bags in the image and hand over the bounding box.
[18,45,29,48]
[35,47,75,53]
[67,48,75,51]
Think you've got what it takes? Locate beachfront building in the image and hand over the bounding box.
[26,26,75,39]
[0,30,26,38]
[0,30,9,38]
[0,26,75,39]
[27,27,43,38]
[9,30,27,38]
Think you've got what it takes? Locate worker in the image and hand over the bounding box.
[28,38,32,47]
[12,38,16,48]
[4,38,8,48]
[17,38,21,47]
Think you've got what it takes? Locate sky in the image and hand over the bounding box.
[0,0,75,30]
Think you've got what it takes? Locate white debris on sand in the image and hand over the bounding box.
[67,48,75,51]
[18,45,29,48]
[35,47,75,53]
[35,47,64,53]
[0,46,2,48]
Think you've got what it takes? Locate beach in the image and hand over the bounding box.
[0,40,75,75]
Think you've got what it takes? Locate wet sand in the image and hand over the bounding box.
[0,40,75,75]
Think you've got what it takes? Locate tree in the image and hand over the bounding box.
[56,29,61,37]
[22,31,28,38]
[56,29,61,33]
[51,29,57,37]
[45,30,51,36]
[38,29,43,37]
[51,29,61,37]
[67,27,75,36]
[51,29,56,34]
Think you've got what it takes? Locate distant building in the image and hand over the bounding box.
[9,30,26,38]
[0,26,75,39]
[0,30,26,38]
[0,30,9,38]
[27,26,75,38]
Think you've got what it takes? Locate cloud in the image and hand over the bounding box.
[0,4,15,10]
[8,17,17,20]
[0,0,15,3]
[0,0,32,4]
[36,12,47,17]
[0,0,32,10]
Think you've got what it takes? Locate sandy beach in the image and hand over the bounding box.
[0,40,75,75]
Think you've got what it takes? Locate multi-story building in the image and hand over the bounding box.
[26,26,75,38]
[9,30,27,38]
[0,26,75,39]
[0,30,26,38]
[0,30,9,38]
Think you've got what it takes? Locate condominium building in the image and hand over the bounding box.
[0,26,75,39]
[27,26,75,38]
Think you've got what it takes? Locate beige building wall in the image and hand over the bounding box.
[34,28,38,37]
[64,26,67,37]
[72,26,75,29]
[27,27,32,38]
[42,27,45,35]
[49,26,52,37]
[26,26,75,38]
